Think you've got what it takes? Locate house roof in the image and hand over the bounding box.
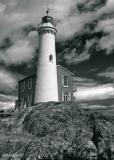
[18,74,36,82]
[18,65,75,82]
[57,65,75,76]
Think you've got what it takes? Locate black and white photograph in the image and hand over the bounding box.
[0,0,114,159]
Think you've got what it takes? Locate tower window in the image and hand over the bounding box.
[49,54,53,62]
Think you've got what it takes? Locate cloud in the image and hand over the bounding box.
[0,2,6,13]
[80,103,107,109]
[98,19,114,54]
[0,37,13,50]
[64,49,90,65]
[0,0,112,41]
[95,0,114,54]
[98,0,114,16]
[0,0,113,53]
[61,0,114,62]
[0,69,17,91]
[0,40,34,65]
[73,76,97,87]
[0,94,16,102]
[0,93,16,110]
[0,101,15,110]
[0,69,19,109]
[97,67,114,79]
[49,0,76,20]
[0,3,27,41]
[74,83,114,101]
[77,0,107,13]
[73,76,97,92]
[58,32,103,65]
[0,0,107,41]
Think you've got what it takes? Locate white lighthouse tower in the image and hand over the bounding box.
[35,11,59,103]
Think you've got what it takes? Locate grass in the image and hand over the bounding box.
[0,101,113,159]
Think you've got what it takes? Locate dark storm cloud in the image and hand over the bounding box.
[0,26,38,67]
[0,94,16,102]
[56,0,114,85]
[99,11,114,20]
[77,0,107,13]
[97,66,114,80]
[22,24,37,36]
[73,76,97,88]
[0,68,17,93]
[0,37,13,51]
[56,0,114,66]
[56,20,108,66]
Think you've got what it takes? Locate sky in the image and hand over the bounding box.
[0,0,114,109]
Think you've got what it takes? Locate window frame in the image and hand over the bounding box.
[21,97,25,105]
[21,81,25,92]
[64,92,68,101]
[49,54,53,62]
[62,92,69,102]
[62,92,71,102]
[27,94,32,106]
[28,78,32,89]
[62,75,69,87]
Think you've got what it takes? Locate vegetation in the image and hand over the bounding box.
[0,102,113,160]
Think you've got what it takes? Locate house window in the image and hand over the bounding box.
[21,97,25,105]
[28,78,32,89]
[64,92,68,101]
[49,54,53,62]
[21,81,25,91]
[62,92,71,102]
[69,93,71,101]
[27,94,32,106]
[62,76,69,87]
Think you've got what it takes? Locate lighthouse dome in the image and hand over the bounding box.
[41,15,56,27]
[42,16,53,23]
[38,15,56,32]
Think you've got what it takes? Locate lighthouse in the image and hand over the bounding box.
[35,11,59,103]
